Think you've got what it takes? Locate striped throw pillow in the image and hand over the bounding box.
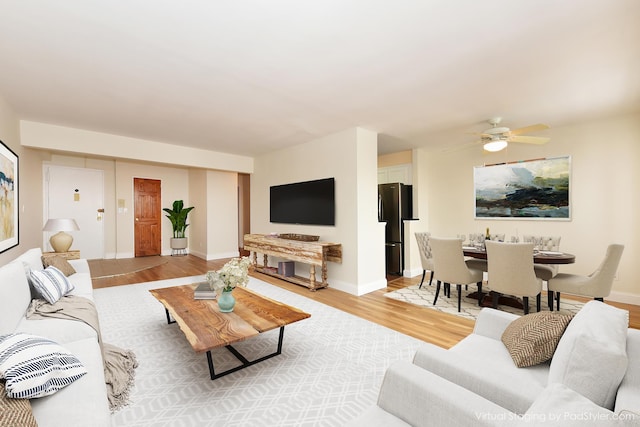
[29,266,75,304]
[0,333,87,399]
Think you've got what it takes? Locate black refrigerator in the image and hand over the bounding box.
[378,183,413,275]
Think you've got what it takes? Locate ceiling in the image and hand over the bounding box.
[0,1,638,157]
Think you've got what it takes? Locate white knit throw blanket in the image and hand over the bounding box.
[26,296,138,412]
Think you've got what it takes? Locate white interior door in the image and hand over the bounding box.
[43,165,105,259]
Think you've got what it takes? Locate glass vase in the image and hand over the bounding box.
[218,289,236,313]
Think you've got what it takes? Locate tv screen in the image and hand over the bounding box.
[270,178,335,226]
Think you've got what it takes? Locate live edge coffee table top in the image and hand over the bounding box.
[149,284,311,353]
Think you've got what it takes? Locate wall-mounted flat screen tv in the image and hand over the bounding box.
[270,178,335,226]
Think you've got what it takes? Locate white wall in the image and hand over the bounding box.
[417,112,640,304]
[251,127,386,295]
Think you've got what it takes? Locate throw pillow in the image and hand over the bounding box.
[548,300,629,410]
[0,333,87,399]
[41,255,76,277]
[0,381,38,427]
[502,311,574,368]
[29,266,75,304]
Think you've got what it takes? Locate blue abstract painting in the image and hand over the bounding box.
[474,156,570,220]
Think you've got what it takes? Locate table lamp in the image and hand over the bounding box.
[43,218,80,253]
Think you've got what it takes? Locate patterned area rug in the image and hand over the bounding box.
[93,276,422,426]
[385,282,584,321]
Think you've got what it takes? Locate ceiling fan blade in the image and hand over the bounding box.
[510,123,550,135]
[509,135,550,144]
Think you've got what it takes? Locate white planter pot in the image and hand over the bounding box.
[170,237,188,250]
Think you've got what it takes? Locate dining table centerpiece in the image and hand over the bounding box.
[205,257,252,312]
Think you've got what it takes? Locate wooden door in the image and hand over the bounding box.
[134,178,161,257]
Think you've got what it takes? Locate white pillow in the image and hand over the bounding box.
[549,301,628,410]
[29,266,75,304]
[0,333,87,399]
[520,383,626,426]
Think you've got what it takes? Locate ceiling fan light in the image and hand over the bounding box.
[483,140,508,152]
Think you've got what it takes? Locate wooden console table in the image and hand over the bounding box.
[243,234,342,291]
[42,250,81,260]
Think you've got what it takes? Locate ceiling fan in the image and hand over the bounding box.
[472,117,551,152]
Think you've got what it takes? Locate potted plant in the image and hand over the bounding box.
[163,200,194,252]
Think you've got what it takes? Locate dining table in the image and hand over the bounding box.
[462,245,575,309]
[462,246,576,264]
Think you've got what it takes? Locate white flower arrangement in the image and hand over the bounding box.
[205,257,252,293]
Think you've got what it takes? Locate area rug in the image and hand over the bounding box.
[93,276,423,426]
[385,283,584,321]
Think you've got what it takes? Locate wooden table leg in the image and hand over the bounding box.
[309,265,316,289]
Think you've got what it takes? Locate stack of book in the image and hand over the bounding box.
[194,282,217,300]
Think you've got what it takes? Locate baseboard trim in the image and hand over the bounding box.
[330,278,388,296]
[608,290,640,306]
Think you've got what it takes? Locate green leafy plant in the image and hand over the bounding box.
[163,200,194,238]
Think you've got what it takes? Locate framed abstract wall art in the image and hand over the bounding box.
[474,156,570,220]
[0,140,18,252]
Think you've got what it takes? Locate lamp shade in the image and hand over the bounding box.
[483,140,508,152]
[43,218,79,253]
[43,218,80,232]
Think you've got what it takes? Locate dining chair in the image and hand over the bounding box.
[485,240,542,314]
[522,235,562,308]
[548,244,624,311]
[414,232,434,288]
[429,237,484,312]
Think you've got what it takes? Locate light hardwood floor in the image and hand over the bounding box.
[89,255,639,349]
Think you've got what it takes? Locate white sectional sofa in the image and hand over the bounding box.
[0,248,111,427]
[350,301,640,426]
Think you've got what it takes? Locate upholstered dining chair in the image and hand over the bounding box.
[429,237,484,312]
[523,236,562,278]
[548,244,624,311]
[414,232,434,288]
[485,240,542,314]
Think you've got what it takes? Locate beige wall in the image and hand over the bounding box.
[205,170,239,260]
[187,168,240,260]
[414,112,640,304]
[20,121,254,174]
[378,150,412,167]
[251,127,386,295]
[0,96,50,266]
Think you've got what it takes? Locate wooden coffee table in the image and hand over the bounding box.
[149,284,310,380]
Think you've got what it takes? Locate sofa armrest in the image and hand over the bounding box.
[68,259,90,275]
[413,344,542,415]
[473,307,520,340]
[363,361,515,427]
[615,328,640,413]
